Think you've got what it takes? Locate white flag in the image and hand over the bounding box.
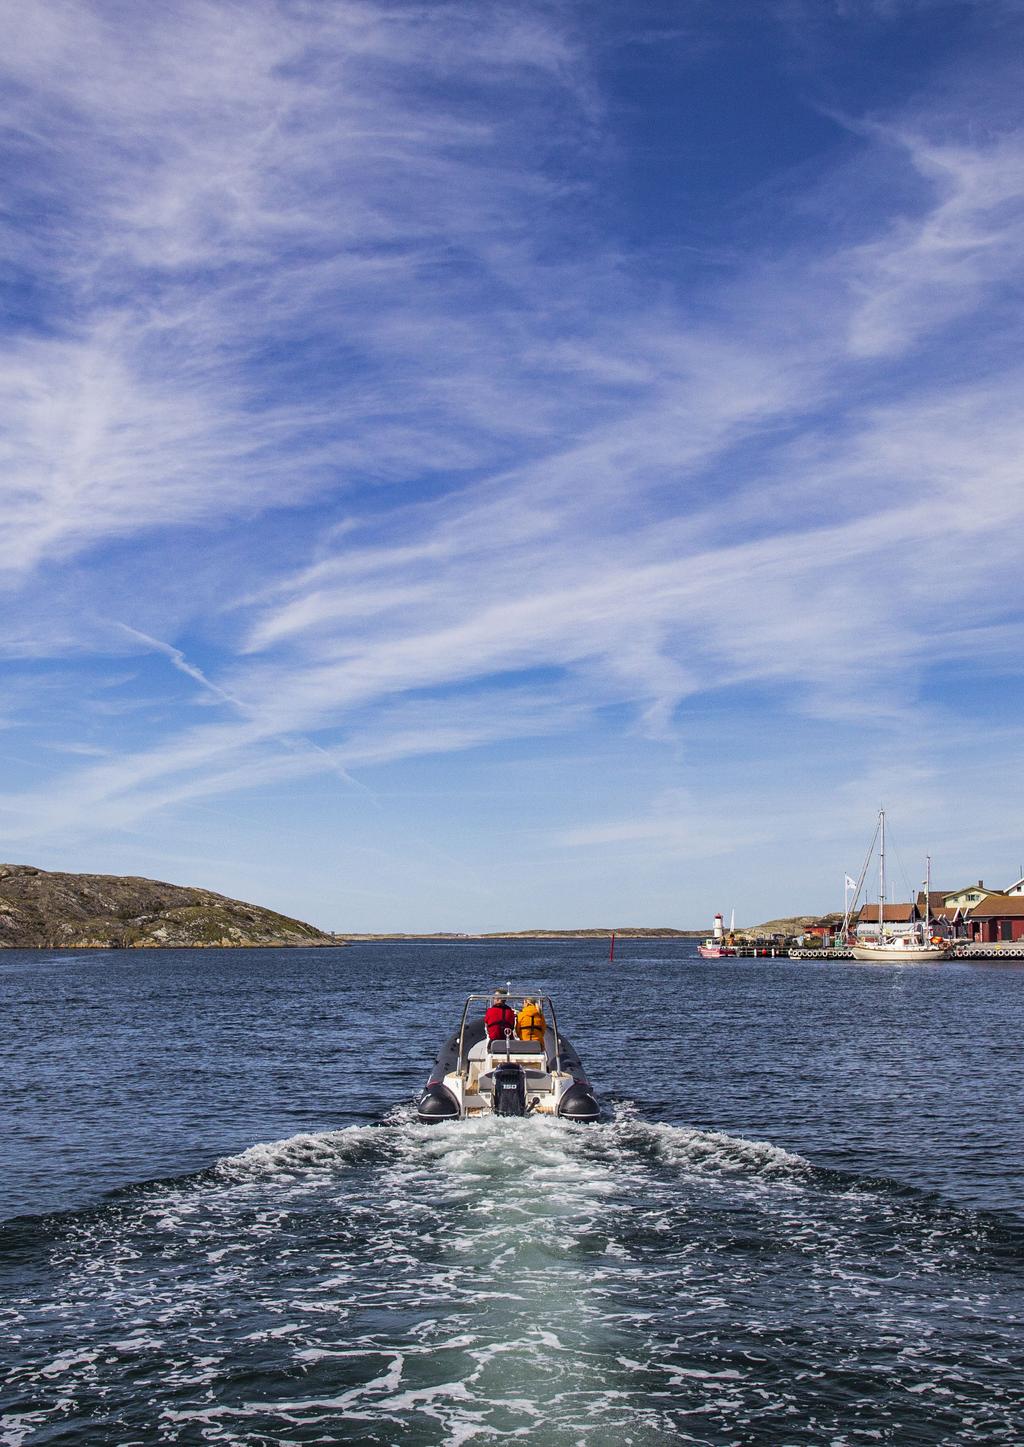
[845,875,857,891]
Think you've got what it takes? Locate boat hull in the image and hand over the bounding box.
[850,943,951,963]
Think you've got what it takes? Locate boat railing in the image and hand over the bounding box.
[542,995,562,1076]
[454,991,562,1078]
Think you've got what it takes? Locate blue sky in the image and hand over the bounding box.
[2,0,1023,930]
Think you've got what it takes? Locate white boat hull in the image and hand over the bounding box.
[850,942,951,963]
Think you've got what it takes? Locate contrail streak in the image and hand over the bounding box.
[111,622,377,802]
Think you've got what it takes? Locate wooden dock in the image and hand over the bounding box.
[788,944,1024,962]
[952,943,1024,959]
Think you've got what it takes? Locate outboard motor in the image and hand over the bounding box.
[492,1063,527,1117]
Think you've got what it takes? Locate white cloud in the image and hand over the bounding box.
[0,0,596,577]
[1,0,1023,894]
[840,128,1024,357]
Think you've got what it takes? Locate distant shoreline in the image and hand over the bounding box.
[336,929,705,941]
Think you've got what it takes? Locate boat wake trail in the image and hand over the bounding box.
[2,1108,1022,1445]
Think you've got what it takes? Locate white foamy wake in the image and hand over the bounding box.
[5,1109,1017,1446]
[212,1105,810,1191]
[215,1122,390,1182]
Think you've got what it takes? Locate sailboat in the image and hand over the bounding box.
[849,810,951,963]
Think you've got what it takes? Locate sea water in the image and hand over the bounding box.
[1,942,1022,1444]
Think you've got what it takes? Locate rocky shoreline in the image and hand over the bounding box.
[0,865,337,950]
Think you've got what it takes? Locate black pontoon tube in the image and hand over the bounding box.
[418,1082,460,1120]
[557,1082,600,1122]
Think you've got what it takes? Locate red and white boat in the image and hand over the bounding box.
[697,912,737,959]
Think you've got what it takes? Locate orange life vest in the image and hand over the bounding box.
[517,1003,546,1041]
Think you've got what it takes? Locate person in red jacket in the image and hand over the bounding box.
[484,989,516,1041]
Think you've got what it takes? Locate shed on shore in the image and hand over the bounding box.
[964,894,1024,944]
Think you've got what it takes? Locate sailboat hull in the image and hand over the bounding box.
[850,943,951,963]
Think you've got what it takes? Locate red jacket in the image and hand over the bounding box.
[484,1002,516,1040]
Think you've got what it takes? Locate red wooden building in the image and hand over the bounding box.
[802,916,843,944]
[964,894,1024,944]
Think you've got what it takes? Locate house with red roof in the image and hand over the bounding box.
[914,891,962,938]
[963,893,1024,945]
[801,915,844,945]
[856,903,919,940]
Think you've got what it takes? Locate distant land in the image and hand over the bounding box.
[0,864,826,949]
[339,919,821,941]
[0,865,336,949]
[340,927,702,940]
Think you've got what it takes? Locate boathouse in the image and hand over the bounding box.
[856,903,919,940]
[963,894,1024,944]
[802,916,843,946]
[914,891,961,938]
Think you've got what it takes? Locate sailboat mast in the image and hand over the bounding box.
[879,808,886,942]
[925,854,932,938]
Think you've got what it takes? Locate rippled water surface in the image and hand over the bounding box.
[2,942,1023,1444]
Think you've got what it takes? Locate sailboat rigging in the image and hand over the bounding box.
[849,809,951,963]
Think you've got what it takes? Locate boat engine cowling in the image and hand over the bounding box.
[492,1063,527,1117]
[417,1083,461,1123]
[557,1082,600,1122]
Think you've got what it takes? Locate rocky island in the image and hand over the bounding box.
[0,864,337,949]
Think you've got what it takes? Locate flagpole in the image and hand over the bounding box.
[842,872,858,943]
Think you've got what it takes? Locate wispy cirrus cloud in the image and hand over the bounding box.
[839,127,1024,358]
[0,0,596,576]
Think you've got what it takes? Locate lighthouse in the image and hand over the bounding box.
[712,912,724,941]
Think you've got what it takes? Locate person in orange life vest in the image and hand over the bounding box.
[516,997,546,1042]
[484,989,516,1041]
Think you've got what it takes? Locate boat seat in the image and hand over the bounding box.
[487,1039,544,1056]
[476,1072,552,1093]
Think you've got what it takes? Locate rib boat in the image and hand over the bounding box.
[417,991,601,1123]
